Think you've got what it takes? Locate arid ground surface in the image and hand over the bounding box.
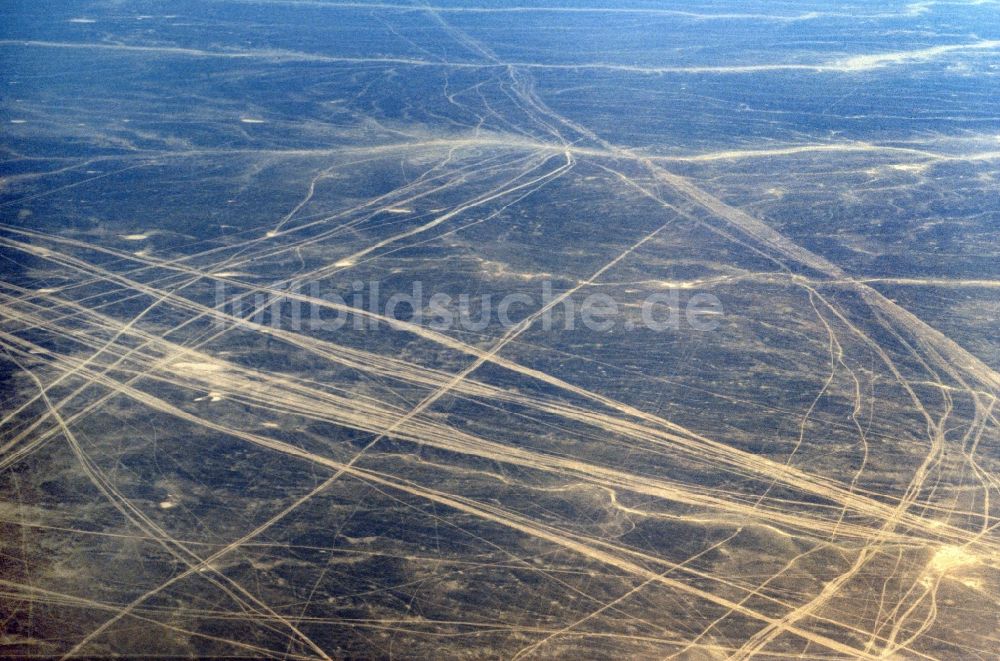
[1,1,999,658]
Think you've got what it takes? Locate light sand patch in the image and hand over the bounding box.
[889,163,930,174]
[835,39,1000,71]
[929,545,977,574]
[172,361,226,373]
